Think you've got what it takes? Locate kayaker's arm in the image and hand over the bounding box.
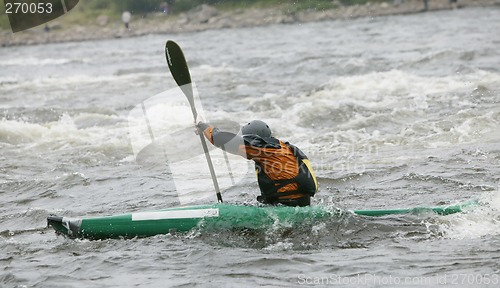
[197,122,246,156]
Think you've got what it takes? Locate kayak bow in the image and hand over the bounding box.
[47,200,478,240]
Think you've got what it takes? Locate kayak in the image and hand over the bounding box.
[47,200,478,240]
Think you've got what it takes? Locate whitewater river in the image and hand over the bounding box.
[1,6,500,287]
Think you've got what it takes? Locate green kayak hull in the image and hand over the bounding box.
[47,200,478,240]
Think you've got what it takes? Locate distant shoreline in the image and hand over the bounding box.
[1,0,498,47]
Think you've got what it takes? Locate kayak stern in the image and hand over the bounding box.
[47,215,82,238]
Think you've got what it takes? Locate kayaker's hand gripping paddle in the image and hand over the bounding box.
[165,40,223,203]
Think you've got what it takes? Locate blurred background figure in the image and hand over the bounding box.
[160,2,169,15]
[423,0,429,11]
[122,11,131,29]
[160,0,175,15]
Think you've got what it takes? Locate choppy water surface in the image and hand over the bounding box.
[1,6,500,287]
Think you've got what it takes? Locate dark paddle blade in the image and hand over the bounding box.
[165,40,196,113]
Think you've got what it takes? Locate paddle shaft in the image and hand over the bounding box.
[193,111,223,203]
[186,99,228,191]
[165,41,223,203]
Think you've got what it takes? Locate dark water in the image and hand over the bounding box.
[1,6,500,287]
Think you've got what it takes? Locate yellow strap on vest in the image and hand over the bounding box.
[302,159,318,191]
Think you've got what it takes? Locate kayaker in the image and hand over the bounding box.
[196,120,318,207]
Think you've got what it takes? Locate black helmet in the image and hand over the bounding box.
[240,120,272,138]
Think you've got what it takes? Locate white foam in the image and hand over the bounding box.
[0,113,130,152]
[0,57,76,67]
[311,70,500,110]
[0,76,19,86]
[277,69,500,150]
[263,241,294,251]
[0,119,46,144]
[438,192,500,239]
[192,64,235,75]
[0,72,165,90]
